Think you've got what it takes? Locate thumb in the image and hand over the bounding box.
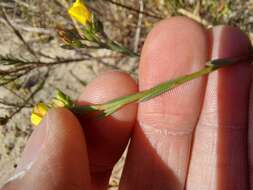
[2,108,91,190]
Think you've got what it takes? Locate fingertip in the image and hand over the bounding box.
[78,70,138,122]
[4,108,91,190]
[140,16,208,89]
[138,16,209,129]
[47,107,84,138]
[210,25,252,59]
[31,107,91,188]
[79,70,137,99]
[78,70,138,153]
[77,70,138,188]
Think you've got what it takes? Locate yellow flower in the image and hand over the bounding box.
[31,103,48,126]
[68,0,92,26]
[50,89,73,108]
[30,90,73,126]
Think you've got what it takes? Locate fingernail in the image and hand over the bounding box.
[7,116,48,183]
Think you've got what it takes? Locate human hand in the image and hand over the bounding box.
[2,17,253,190]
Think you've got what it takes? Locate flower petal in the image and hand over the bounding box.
[68,0,91,26]
[31,113,43,126]
[31,103,48,126]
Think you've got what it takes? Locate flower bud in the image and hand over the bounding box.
[68,0,92,26]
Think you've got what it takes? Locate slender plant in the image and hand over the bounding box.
[31,0,253,126]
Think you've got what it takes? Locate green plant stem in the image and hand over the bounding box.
[70,55,252,117]
[105,40,139,57]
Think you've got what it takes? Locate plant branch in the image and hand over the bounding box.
[71,55,253,117]
[1,9,39,60]
[0,71,49,125]
[103,0,163,20]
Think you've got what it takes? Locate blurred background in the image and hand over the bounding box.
[0,0,252,188]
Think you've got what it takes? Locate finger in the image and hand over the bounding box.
[246,47,253,189]
[2,108,91,190]
[120,17,209,190]
[249,86,253,189]
[77,70,138,189]
[186,26,252,190]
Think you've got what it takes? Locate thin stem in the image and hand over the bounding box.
[103,0,163,20]
[102,65,218,107]
[70,55,252,117]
